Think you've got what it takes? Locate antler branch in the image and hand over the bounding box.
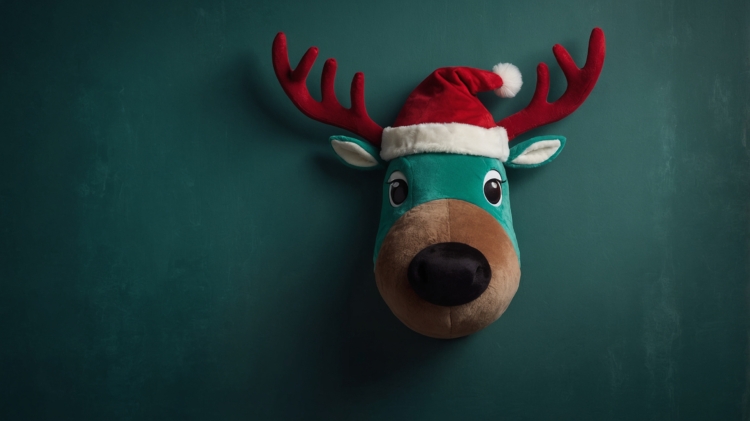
[271,33,384,146]
[497,28,606,140]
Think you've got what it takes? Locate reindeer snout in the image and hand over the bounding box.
[375,199,520,338]
[407,242,492,306]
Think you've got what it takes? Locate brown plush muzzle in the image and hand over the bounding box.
[374,199,521,339]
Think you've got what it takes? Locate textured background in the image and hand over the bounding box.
[1,0,749,419]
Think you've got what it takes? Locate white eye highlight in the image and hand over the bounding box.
[387,171,408,207]
[483,169,504,206]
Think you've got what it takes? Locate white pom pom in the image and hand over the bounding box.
[492,63,522,98]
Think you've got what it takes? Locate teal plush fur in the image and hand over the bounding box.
[373,154,519,264]
[328,135,567,267]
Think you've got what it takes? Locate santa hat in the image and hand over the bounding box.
[380,64,522,162]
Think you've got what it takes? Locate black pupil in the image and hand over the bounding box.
[390,180,408,205]
[484,179,502,204]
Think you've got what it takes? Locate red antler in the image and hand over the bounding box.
[498,28,606,141]
[272,33,384,146]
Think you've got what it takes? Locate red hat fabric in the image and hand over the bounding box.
[380,64,522,161]
[394,67,503,129]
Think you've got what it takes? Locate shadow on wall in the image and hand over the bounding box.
[236,52,464,397]
[183,52,460,412]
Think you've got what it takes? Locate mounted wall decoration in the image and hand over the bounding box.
[272,28,606,338]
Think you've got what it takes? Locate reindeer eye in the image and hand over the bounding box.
[388,171,408,207]
[483,170,504,206]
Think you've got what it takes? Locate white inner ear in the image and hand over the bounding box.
[510,139,561,165]
[331,139,378,168]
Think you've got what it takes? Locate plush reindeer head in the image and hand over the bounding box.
[272,29,606,338]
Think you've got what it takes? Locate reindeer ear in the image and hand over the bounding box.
[330,136,385,170]
[505,136,566,169]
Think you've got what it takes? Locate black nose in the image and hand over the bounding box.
[407,242,492,307]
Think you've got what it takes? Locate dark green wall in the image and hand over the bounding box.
[1,0,749,419]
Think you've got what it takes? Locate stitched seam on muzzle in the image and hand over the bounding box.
[447,199,453,338]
